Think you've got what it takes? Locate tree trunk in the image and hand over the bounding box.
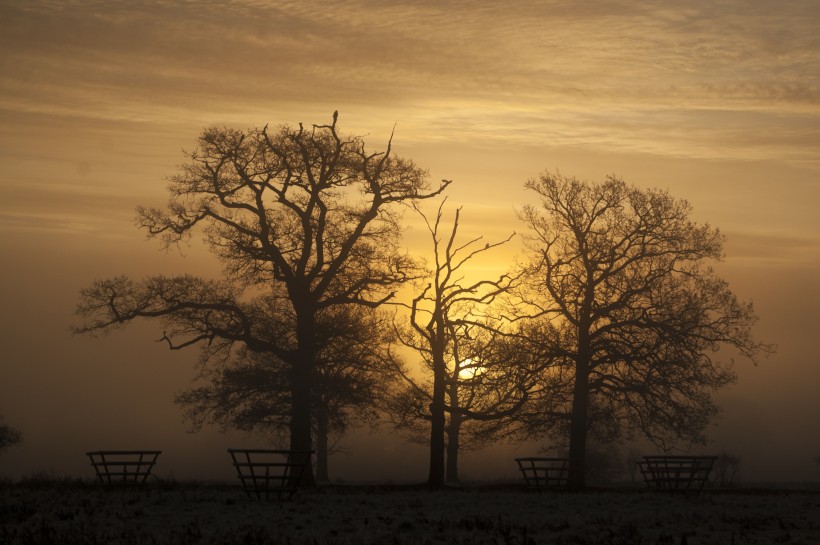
[426,310,448,488]
[446,411,461,484]
[567,363,590,489]
[428,355,447,487]
[290,310,316,487]
[568,306,593,490]
[316,405,330,483]
[446,375,461,484]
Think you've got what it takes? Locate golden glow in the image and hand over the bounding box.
[457,358,486,380]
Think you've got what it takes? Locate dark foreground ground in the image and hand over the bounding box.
[2,479,820,545]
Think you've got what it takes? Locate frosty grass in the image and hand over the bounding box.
[2,480,819,544]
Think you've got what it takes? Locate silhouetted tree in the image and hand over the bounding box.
[624,447,642,483]
[175,306,401,482]
[74,113,448,486]
[518,172,772,489]
[0,414,22,453]
[714,451,741,486]
[394,202,526,486]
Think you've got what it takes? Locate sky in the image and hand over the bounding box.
[1,0,819,483]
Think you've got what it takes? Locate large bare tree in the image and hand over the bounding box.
[518,172,772,489]
[74,113,448,485]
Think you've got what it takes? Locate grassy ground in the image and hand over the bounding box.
[2,478,820,544]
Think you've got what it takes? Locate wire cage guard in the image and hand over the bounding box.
[638,455,717,492]
[86,450,162,484]
[515,457,571,489]
[228,449,313,500]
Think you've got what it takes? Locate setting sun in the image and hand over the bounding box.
[457,358,486,380]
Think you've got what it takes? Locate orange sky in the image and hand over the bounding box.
[1,1,819,482]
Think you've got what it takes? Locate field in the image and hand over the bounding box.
[2,479,820,545]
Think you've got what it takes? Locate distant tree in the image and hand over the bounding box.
[0,414,22,453]
[518,172,772,489]
[583,442,623,484]
[624,447,642,483]
[176,305,401,482]
[714,451,741,487]
[393,202,530,486]
[74,113,448,486]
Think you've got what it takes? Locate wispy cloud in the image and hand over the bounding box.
[724,231,820,266]
[3,0,817,167]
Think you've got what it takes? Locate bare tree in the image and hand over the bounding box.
[624,447,642,483]
[518,172,772,489]
[394,202,527,486]
[74,113,448,486]
[0,413,22,454]
[714,451,741,487]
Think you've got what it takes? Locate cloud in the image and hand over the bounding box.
[1,0,818,165]
[724,231,820,266]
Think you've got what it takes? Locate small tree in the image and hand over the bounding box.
[0,414,22,454]
[393,202,528,486]
[176,305,400,482]
[624,447,642,483]
[714,451,741,487]
[75,113,448,485]
[518,172,772,489]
